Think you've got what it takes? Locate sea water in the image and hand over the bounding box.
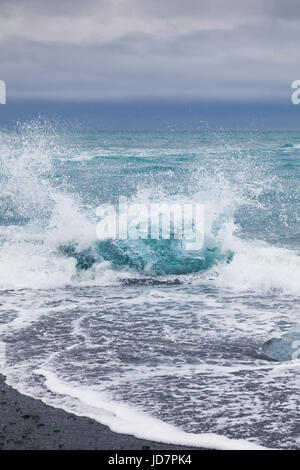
[0,126,299,449]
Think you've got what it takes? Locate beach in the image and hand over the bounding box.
[0,129,299,450]
[1,0,300,453]
[0,375,198,450]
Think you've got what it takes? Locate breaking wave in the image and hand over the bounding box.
[0,125,299,295]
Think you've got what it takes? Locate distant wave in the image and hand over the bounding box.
[281,143,294,148]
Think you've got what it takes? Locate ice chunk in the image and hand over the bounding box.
[262,325,300,362]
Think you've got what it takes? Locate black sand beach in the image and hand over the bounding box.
[0,375,199,450]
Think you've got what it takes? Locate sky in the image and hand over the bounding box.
[1,0,300,128]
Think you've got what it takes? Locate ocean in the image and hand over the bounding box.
[0,126,299,449]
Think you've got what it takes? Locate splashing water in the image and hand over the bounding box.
[0,125,299,449]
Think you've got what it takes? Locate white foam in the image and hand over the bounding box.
[36,369,265,450]
[213,230,300,295]
[1,127,299,295]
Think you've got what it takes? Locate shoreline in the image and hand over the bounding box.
[0,375,202,450]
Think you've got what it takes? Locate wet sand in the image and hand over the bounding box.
[0,375,201,450]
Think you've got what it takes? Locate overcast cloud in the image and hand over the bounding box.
[0,0,299,101]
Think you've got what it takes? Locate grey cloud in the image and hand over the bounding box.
[129,0,264,20]
[0,0,105,17]
[0,0,299,100]
[268,0,300,19]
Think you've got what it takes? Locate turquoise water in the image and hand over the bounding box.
[0,127,299,448]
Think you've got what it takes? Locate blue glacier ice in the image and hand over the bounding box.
[262,325,300,361]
